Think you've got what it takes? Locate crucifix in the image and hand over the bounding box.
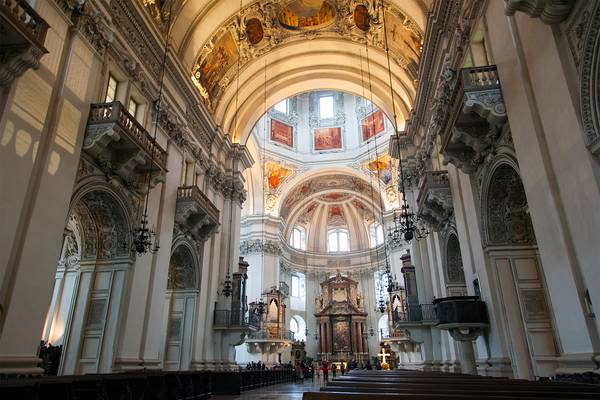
[378,347,391,364]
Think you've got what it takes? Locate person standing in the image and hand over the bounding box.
[322,361,329,382]
[332,363,337,378]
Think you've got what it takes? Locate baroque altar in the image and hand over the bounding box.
[315,272,368,362]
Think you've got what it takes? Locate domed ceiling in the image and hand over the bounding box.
[140,0,429,145]
[243,90,401,217]
[281,173,385,252]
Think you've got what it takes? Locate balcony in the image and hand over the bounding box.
[433,296,488,330]
[175,185,220,241]
[440,65,507,174]
[0,0,49,86]
[83,102,167,193]
[213,309,259,331]
[391,304,437,328]
[246,328,295,355]
[416,171,453,231]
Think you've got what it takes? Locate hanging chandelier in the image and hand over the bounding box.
[217,0,245,297]
[133,0,175,255]
[378,0,428,245]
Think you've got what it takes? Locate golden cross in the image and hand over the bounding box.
[378,347,391,364]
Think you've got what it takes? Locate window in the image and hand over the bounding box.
[105,75,118,102]
[290,272,306,310]
[290,226,306,250]
[291,275,300,297]
[369,223,384,247]
[128,98,138,118]
[319,95,334,119]
[327,229,349,252]
[378,314,389,341]
[274,99,288,114]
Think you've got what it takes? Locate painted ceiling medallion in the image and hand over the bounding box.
[354,4,370,31]
[279,0,336,30]
[245,18,264,45]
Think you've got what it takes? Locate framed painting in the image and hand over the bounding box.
[361,110,385,141]
[333,320,351,352]
[314,127,342,151]
[271,119,293,147]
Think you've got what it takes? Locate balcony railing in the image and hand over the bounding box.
[460,65,500,92]
[176,185,220,241]
[440,65,506,175]
[1,0,49,50]
[392,304,437,325]
[213,309,259,330]
[177,185,219,223]
[248,329,295,341]
[87,102,168,170]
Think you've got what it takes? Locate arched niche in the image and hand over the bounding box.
[445,233,466,284]
[580,2,600,161]
[480,159,557,379]
[44,184,134,375]
[167,244,198,290]
[484,164,536,247]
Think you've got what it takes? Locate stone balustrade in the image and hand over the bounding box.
[0,0,49,86]
[440,65,507,174]
[175,185,220,241]
[84,101,168,192]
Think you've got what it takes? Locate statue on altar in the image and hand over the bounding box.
[314,271,369,362]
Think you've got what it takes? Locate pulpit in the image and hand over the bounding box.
[246,284,294,362]
[315,272,368,362]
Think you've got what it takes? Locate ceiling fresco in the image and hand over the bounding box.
[279,1,337,30]
[280,173,379,219]
[190,0,423,109]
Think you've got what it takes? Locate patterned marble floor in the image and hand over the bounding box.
[212,377,324,400]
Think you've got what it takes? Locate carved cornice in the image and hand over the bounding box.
[175,185,220,242]
[439,65,507,174]
[405,0,485,161]
[416,171,453,232]
[240,239,282,256]
[504,0,576,24]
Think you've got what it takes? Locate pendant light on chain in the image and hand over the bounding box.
[132,0,174,256]
[379,0,428,245]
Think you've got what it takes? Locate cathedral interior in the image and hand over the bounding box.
[1,0,600,398]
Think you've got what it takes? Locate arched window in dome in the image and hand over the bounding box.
[327,228,349,252]
[290,226,306,250]
[369,222,384,247]
[274,99,288,114]
[291,272,306,310]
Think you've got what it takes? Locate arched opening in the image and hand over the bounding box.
[163,243,200,371]
[42,187,133,375]
[483,162,557,379]
[444,232,467,296]
[378,314,389,341]
[290,315,306,342]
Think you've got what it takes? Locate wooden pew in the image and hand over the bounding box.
[303,370,600,400]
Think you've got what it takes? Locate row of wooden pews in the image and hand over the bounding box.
[303,369,600,400]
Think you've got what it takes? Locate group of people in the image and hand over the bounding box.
[245,358,383,380]
[244,361,293,371]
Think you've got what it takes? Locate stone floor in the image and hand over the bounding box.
[212,377,324,400]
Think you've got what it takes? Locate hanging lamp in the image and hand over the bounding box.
[218,0,244,297]
[133,0,175,255]
[377,0,428,245]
